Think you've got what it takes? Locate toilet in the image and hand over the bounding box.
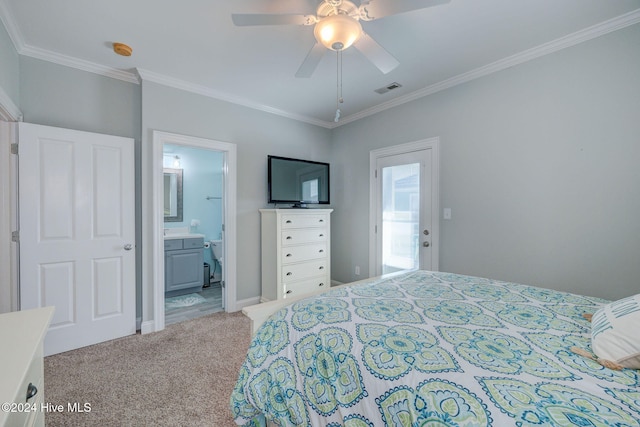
[209,240,223,283]
[210,240,223,261]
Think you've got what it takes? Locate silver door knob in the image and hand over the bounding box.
[423,241,430,247]
[423,229,429,236]
[124,244,133,251]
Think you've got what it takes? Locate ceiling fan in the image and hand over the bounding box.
[232,0,450,78]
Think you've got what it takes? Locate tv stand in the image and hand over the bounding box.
[291,203,308,209]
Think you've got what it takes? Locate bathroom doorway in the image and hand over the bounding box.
[162,143,225,325]
[151,131,237,332]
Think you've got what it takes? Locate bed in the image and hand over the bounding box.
[231,270,640,426]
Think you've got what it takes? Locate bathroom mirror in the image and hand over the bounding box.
[163,168,183,222]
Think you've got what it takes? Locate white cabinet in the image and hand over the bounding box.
[260,209,332,302]
[0,307,54,427]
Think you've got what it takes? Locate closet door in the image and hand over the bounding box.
[18,122,135,356]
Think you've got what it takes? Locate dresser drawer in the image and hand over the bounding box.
[282,259,327,282]
[164,239,183,250]
[260,209,332,303]
[281,214,328,229]
[7,344,44,427]
[283,276,329,298]
[183,237,204,249]
[281,243,327,264]
[281,229,327,245]
[0,307,52,427]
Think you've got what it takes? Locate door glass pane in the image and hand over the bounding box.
[381,163,420,274]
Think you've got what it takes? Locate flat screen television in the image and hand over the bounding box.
[268,155,330,207]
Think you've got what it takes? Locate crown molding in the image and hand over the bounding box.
[0,0,23,52]
[20,44,140,84]
[0,1,637,128]
[136,68,333,128]
[0,84,21,121]
[337,8,640,126]
[0,0,139,84]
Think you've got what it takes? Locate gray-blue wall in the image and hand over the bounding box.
[19,57,140,138]
[330,23,640,300]
[3,20,639,313]
[140,81,332,321]
[0,19,19,105]
[17,56,143,316]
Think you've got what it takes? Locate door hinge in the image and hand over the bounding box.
[375,169,377,178]
[11,230,19,242]
[221,224,225,232]
[10,143,18,155]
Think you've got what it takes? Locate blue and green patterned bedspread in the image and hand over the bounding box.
[231,270,640,426]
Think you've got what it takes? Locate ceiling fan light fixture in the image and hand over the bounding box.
[314,14,362,51]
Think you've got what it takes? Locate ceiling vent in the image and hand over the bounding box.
[374,82,402,94]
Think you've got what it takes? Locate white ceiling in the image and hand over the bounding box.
[1,0,639,128]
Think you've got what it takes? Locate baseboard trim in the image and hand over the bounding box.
[234,296,261,311]
[140,320,155,335]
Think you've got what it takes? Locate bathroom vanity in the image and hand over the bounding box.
[164,235,204,297]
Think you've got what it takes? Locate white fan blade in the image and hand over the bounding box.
[359,0,450,21]
[353,33,399,74]
[231,13,316,26]
[295,42,326,78]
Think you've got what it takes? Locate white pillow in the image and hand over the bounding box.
[591,294,640,369]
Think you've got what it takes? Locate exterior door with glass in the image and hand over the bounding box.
[372,142,438,276]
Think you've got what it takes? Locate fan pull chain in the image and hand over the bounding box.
[335,49,343,122]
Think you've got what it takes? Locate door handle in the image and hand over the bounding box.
[124,244,133,251]
[423,241,430,247]
[26,383,38,401]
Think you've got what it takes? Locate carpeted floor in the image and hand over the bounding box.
[44,311,251,426]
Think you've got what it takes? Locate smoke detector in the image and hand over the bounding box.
[113,42,132,57]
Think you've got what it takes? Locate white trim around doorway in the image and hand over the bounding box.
[149,131,237,333]
[368,137,440,277]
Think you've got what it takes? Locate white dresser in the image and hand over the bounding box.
[260,209,333,302]
[0,306,54,427]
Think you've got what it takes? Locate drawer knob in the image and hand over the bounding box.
[286,236,292,240]
[319,266,324,270]
[26,383,38,401]
[319,283,325,287]
[286,253,292,257]
[319,249,324,253]
[286,272,292,276]
[319,219,324,222]
[319,234,324,237]
[286,220,292,224]
[286,290,292,294]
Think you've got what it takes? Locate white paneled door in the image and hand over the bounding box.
[18,123,135,356]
